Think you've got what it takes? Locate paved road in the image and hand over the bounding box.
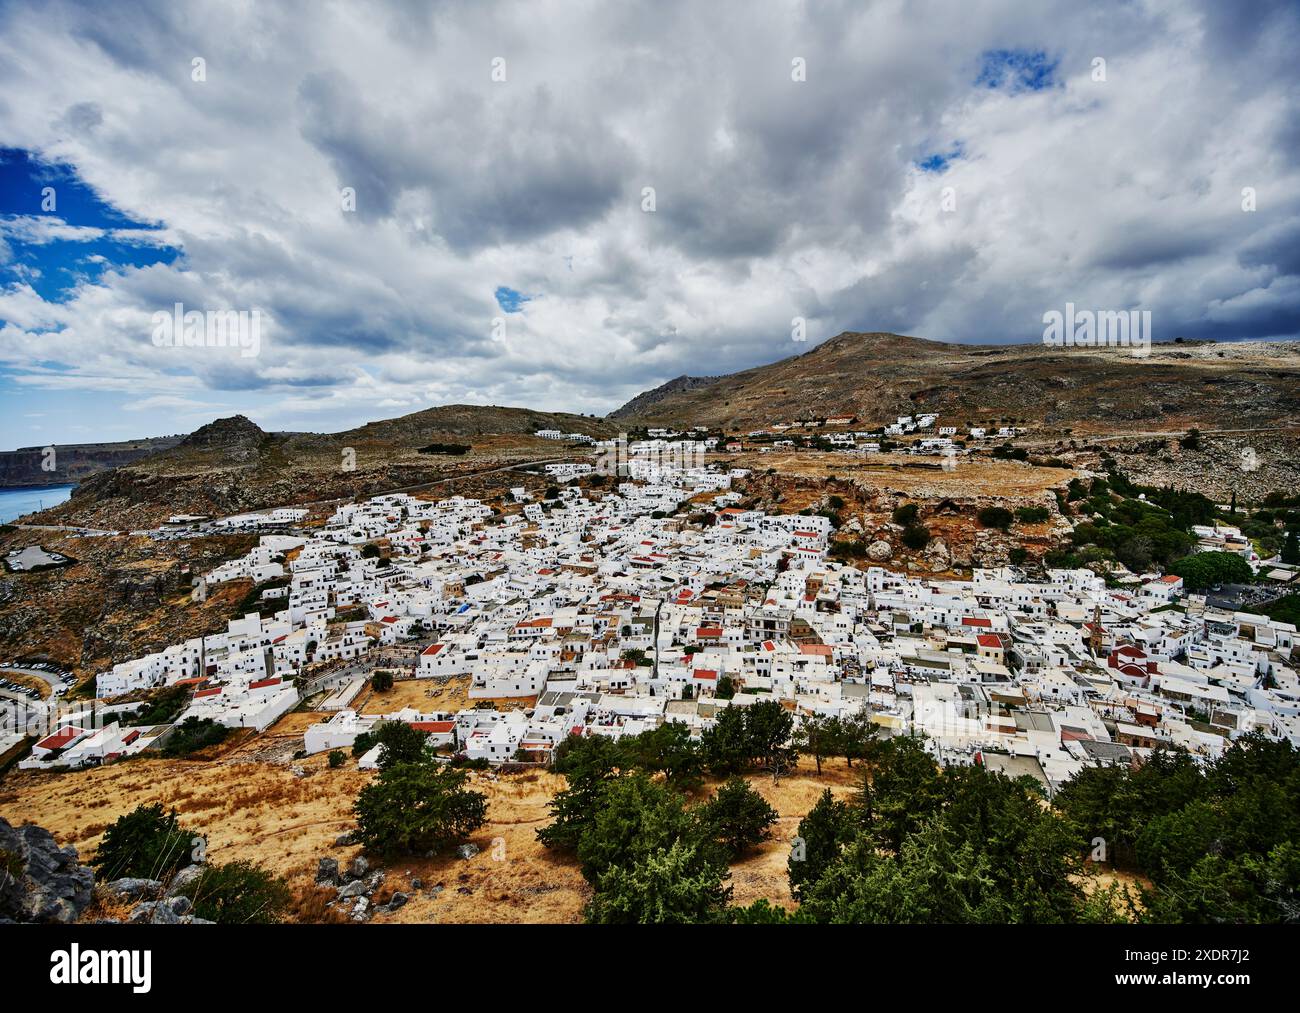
[0,666,64,694]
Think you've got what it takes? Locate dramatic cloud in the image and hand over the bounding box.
[1,0,1297,445]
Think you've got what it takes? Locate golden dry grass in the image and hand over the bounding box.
[729,450,1074,498]
[0,718,866,923]
[356,675,533,715]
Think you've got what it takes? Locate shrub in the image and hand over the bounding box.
[901,524,931,550]
[584,841,732,925]
[1015,505,1049,524]
[370,669,394,693]
[892,503,918,525]
[161,717,229,757]
[328,749,346,768]
[188,860,291,924]
[977,506,1014,530]
[91,804,197,882]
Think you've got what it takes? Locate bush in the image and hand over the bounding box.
[91,804,197,881]
[126,684,191,726]
[161,717,229,757]
[370,669,394,693]
[188,860,291,924]
[328,749,346,768]
[353,761,487,856]
[977,507,1014,530]
[1015,505,1049,524]
[892,503,918,525]
[901,524,931,550]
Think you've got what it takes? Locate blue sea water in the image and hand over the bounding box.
[0,484,74,523]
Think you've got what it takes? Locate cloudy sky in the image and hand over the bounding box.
[1,0,1298,448]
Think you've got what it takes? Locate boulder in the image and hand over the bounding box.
[104,877,163,902]
[866,540,893,562]
[129,900,183,925]
[0,816,94,924]
[386,891,408,910]
[346,855,369,881]
[165,864,204,898]
[316,858,340,886]
[337,879,368,900]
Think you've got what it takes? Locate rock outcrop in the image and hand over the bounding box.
[0,817,94,924]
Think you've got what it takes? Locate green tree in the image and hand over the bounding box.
[575,773,698,884]
[794,713,839,775]
[584,841,732,924]
[370,669,394,692]
[788,789,854,900]
[700,777,778,858]
[353,761,487,856]
[1169,551,1254,590]
[91,803,197,882]
[622,721,703,791]
[745,699,797,781]
[1281,529,1300,565]
[700,704,752,777]
[371,720,432,769]
[538,734,624,852]
[838,709,879,768]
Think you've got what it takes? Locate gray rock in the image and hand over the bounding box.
[167,895,192,916]
[365,870,385,892]
[347,855,369,880]
[165,864,204,898]
[130,900,183,924]
[337,879,368,899]
[350,897,369,921]
[105,877,163,902]
[410,878,423,890]
[456,843,480,860]
[866,540,893,562]
[316,857,340,886]
[0,816,94,924]
[386,891,408,910]
[334,831,359,846]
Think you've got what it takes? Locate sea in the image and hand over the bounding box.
[0,484,75,523]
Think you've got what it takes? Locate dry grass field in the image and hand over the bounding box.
[0,706,865,923]
[727,450,1074,500]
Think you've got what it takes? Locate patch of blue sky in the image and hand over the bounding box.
[916,143,964,173]
[976,49,1059,93]
[494,285,532,313]
[0,147,179,304]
